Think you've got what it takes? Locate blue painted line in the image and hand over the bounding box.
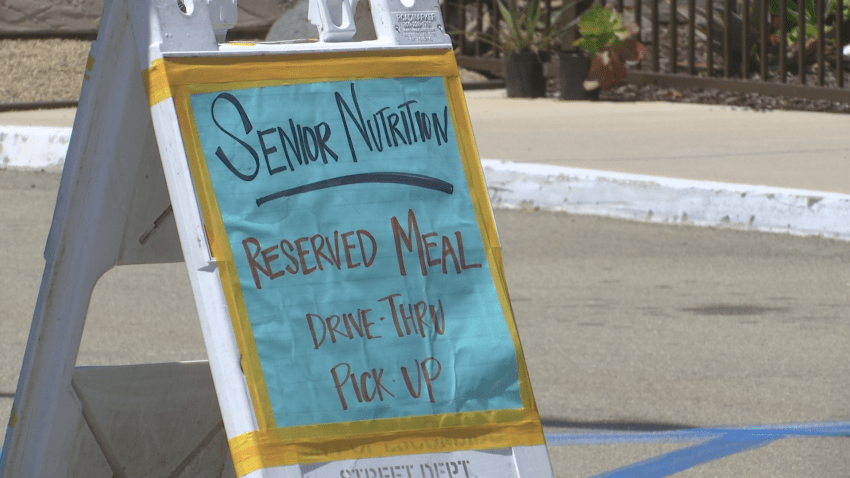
[590,433,779,478]
[544,421,850,478]
[545,429,721,446]
[544,420,850,445]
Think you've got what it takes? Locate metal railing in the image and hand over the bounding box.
[450,0,850,102]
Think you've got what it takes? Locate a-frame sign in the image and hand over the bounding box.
[0,0,555,476]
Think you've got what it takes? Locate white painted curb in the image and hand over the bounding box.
[482,159,850,241]
[0,126,71,171]
[3,126,850,240]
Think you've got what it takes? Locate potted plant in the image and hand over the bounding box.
[491,0,576,97]
[569,5,646,95]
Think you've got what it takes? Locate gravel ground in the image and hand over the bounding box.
[1,37,849,114]
[595,22,850,114]
[597,82,850,113]
[0,39,91,103]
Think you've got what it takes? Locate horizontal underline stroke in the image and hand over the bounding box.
[256,172,454,207]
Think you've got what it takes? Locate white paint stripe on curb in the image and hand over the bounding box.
[2,127,849,240]
[482,159,850,241]
[0,126,72,171]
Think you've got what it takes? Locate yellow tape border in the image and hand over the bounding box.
[145,49,460,107]
[229,410,543,475]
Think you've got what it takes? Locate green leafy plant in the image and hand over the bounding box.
[476,0,582,54]
[572,4,646,91]
[768,0,850,47]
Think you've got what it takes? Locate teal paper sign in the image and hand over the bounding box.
[190,76,521,428]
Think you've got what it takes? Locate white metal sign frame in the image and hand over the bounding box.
[0,1,555,476]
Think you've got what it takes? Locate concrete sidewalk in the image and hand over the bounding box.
[2,91,850,238]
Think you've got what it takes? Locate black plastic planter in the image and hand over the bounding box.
[505,51,546,98]
[558,51,594,100]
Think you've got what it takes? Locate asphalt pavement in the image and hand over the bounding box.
[1,92,849,477]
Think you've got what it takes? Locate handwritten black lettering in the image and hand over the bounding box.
[209,92,340,183]
[335,83,452,162]
[211,93,261,181]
